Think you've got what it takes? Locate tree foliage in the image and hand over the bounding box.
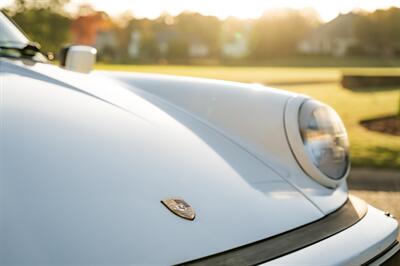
[173,12,221,57]
[354,8,400,55]
[352,8,400,116]
[12,0,69,13]
[12,9,70,52]
[5,0,71,53]
[2,2,400,68]
[249,9,318,59]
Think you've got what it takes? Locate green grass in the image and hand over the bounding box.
[96,64,400,169]
[97,64,340,83]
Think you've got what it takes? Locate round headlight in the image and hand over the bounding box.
[299,100,349,180]
[284,98,350,188]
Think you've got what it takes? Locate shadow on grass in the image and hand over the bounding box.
[360,115,400,136]
[344,86,400,93]
[341,74,400,92]
[263,80,337,86]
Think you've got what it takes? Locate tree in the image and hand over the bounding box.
[354,8,400,55]
[4,0,71,53]
[353,8,400,115]
[126,18,160,62]
[12,9,70,53]
[11,0,69,13]
[173,12,221,58]
[249,9,318,59]
[166,37,189,61]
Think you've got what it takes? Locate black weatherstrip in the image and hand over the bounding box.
[180,195,367,266]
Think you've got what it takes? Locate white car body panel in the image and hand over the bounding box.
[0,59,398,265]
[1,59,324,264]
[104,71,348,214]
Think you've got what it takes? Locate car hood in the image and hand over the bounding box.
[1,59,324,264]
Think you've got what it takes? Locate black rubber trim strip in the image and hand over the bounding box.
[180,195,367,266]
[362,241,399,266]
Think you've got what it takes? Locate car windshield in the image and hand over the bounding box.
[0,11,46,61]
[0,12,29,47]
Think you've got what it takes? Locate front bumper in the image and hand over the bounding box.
[182,196,398,266]
[266,203,399,266]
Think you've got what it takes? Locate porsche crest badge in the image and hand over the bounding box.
[161,198,195,221]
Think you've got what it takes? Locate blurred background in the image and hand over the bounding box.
[1,0,399,217]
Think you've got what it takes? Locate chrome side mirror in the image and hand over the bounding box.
[59,45,97,73]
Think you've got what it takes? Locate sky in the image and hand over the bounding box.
[1,0,400,21]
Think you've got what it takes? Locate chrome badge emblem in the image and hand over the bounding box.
[161,198,196,221]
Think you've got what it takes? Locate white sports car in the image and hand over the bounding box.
[0,12,399,265]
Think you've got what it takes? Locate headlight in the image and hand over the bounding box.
[299,100,349,179]
[285,98,350,188]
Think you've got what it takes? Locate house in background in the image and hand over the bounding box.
[128,30,141,59]
[221,18,252,59]
[188,41,209,58]
[154,30,179,58]
[126,27,211,59]
[71,12,111,46]
[298,13,359,57]
[95,30,118,61]
[71,11,117,61]
[222,32,249,58]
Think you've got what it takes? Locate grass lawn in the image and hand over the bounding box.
[96,64,400,169]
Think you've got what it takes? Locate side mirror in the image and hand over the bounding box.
[59,45,97,73]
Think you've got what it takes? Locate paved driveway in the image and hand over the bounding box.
[349,168,400,224]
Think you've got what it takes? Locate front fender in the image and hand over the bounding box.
[100,70,349,214]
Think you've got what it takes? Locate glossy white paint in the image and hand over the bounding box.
[265,204,399,265]
[1,59,324,264]
[1,58,398,264]
[104,71,348,214]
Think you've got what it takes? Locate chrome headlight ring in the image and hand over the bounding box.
[284,97,350,188]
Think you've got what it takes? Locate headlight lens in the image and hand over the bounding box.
[299,100,349,180]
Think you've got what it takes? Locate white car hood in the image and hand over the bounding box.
[1,60,324,264]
